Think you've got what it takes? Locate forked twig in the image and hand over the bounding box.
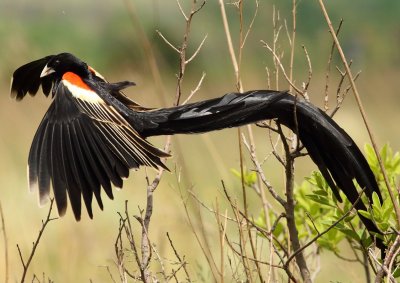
[166,232,191,281]
[124,0,207,280]
[18,199,57,283]
[284,188,365,269]
[375,234,400,282]
[318,0,400,230]
[324,19,343,111]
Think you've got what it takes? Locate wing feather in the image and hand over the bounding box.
[60,123,82,219]
[49,122,68,216]
[10,56,55,100]
[76,99,169,169]
[25,70,169,219]
[74,118,112,201]
[79,120,116,199]
[28,116,47,193]
[37,122,52,205]
[69,121,99,213]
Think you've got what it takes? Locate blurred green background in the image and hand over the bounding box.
[0,0,399,281]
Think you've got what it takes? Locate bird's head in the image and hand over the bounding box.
[40,53,90,79]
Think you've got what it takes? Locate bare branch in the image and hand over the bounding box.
[218,0,242,92]
[156,30,180,53]
[324,19,343,111]
[188,190,237,222]
[277,123,311,282]
[0,202,8,283]
[301,45,312,95]
[185,34,208,64]
[182,72,206,105]
[240,0,259,49]
[101,265,117,283]
[18,199,57,283]
[176,0,188,21]
[285,189,366,270]
[179,184,219,281]
[261,40,303,95]
[166,233,191,281]
[318,0,400,229]
[242,134,286,207]
[375,234,400,282]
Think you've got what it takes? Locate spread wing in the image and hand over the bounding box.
[10,56,147,110]
[28,74,169,220]
[10,56,55,100]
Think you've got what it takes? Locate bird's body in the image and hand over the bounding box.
[11,53,383,249]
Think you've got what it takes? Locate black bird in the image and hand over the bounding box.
[11,53,383,248]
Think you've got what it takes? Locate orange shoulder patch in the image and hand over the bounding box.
[62,72,91,91]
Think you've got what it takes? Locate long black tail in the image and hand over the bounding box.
[137,90,384,249]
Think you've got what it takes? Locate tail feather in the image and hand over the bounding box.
[137,90,384,250]
[139,90,285,135]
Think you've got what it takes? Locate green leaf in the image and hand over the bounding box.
[344,214,356,223]
[245,171,257,186]
[358,210,372,220]
[372,192,381,209]
[364,143,377,165]
[314,189,328,197]
[306,195,336,208]
[393,266,400,278]
[337,227,360,241]
[381,196,392,213]
[230,168,257,187]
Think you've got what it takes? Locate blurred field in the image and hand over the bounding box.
[1,0,400,282]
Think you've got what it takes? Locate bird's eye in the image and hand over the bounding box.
[54,60,60,65]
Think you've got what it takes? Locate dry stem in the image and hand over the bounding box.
[18,199,57,283]
[318,0,400,231]
[0,202,8,283]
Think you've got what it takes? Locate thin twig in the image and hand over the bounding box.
[324,19,343,111]
[288,0,296,95]
[318,0,400,231]
[102,265,117,283]
[218,0,242,91]
[261,41,303,95]
[214,200,226,282]
[166,232,191,281]
[375,234,400,282]
[121,201,142,278]
[223,233,284,269]
[219,1,266,281]
[330,68,361,117]
[240,0,259,49]
[285,188,365,269]
[155,30,180,53]
[242,134,286,207]
[277,123,311,282]
[182,72,206,105]
[301,45,312,95]
[272,6,281,90]
[186,34,208,64]
[188,190,237,222]
[0,202,8,283]
[128,0,207,280]
[18,199,57,283]
[221,181,255,281]
[179,185,219,281]
[123,0,168,106]
[115,214,128,283]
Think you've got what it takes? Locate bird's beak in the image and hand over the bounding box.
[40,65,55,78]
